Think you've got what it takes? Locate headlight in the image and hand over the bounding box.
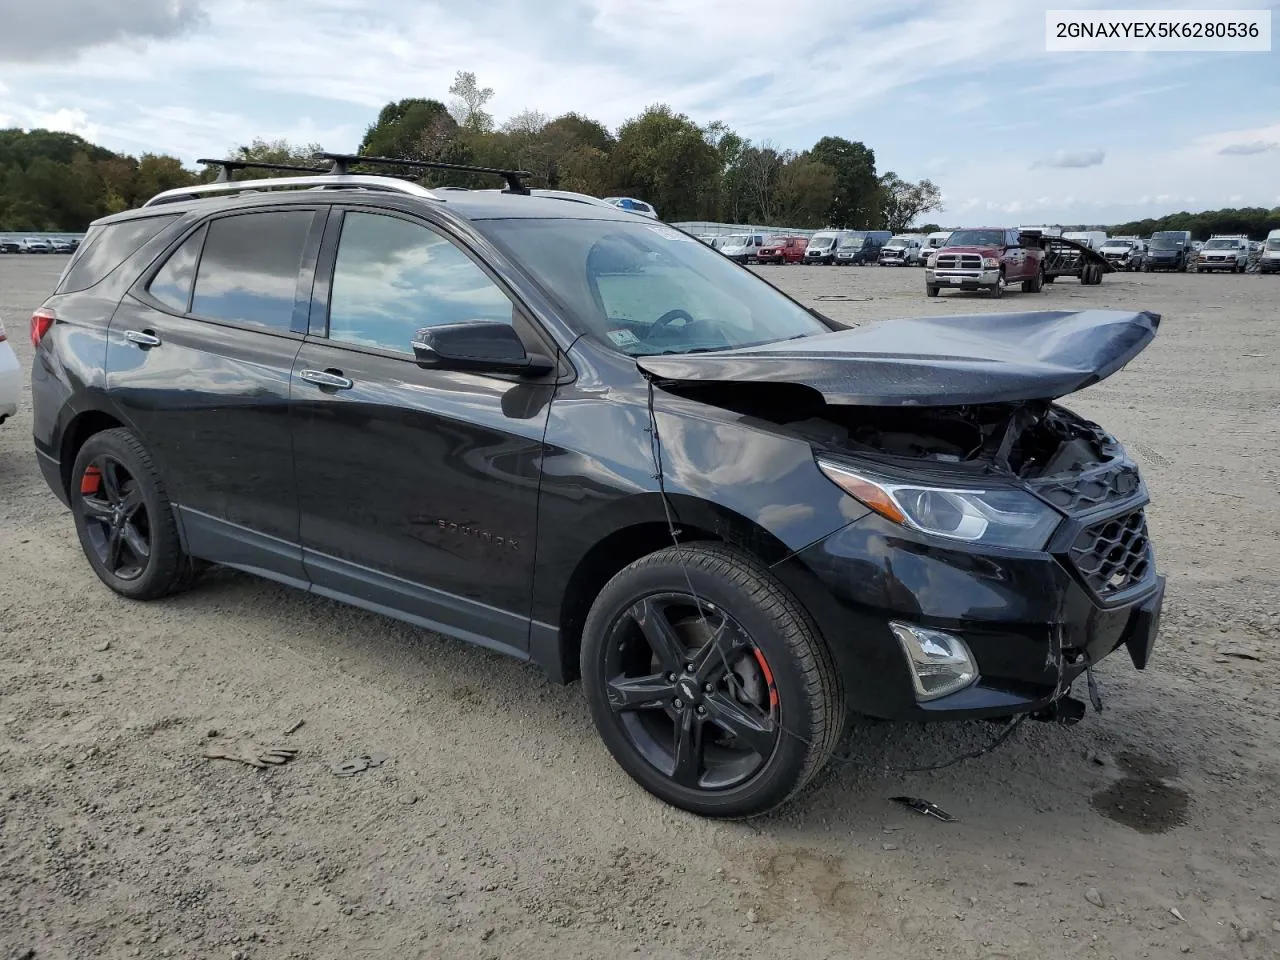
[982,257,1000,269]
[816,460,1061,549]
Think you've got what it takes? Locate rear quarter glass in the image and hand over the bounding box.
[56,215,180,295]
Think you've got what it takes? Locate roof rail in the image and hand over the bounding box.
[142,174,441,207]
[197,157,329,182]
[314,152,533,195]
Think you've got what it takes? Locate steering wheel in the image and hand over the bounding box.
[644,308,696,339]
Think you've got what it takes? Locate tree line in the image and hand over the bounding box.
[1,72,941,232]
[3,71,1276,239]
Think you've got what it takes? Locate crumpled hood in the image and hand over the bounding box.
[636,309,1160,407]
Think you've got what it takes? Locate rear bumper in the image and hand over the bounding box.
[772,511,1163,722]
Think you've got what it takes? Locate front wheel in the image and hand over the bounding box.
[989,278,1004,298]
[70,428,197,600]
[926,284,940,297]
[581,544,845,818]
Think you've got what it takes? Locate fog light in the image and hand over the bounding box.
[889,622,978,701]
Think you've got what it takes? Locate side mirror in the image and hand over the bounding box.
[411,321,554,376]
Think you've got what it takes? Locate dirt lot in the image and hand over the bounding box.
[2,255,1278,960]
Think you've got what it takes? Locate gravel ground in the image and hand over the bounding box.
[2,255,1278,960]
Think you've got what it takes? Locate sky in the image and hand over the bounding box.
[0,0,1277,225]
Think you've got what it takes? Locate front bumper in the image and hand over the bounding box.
[924,267,1000,289]
[1260,257,1280,273]
[772,506,1163,722]
[1196,259,1241,270]
[0,345,21,421]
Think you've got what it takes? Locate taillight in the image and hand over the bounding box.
[31,307,56,347]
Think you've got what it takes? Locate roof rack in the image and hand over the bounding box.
[196,157,330,182]
[314,152,533,195]
[142,174,440,207]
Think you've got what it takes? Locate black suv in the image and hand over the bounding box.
[30,155,1166,818]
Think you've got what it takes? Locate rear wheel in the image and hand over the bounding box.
[581,544,844,818]
[70,428,197,600]
[1022,266,1044,293]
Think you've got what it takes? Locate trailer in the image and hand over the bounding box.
[1019,230,1114,285]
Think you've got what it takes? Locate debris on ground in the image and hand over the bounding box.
[283,719,306,735]
[1085,887,1105,908]
[203,742,299,768]
[330,752,389,777]
[891,796,958,822]
[1170,906,1186,922]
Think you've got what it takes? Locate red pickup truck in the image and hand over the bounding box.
[755,235,807,264]
[924,227,1044,298]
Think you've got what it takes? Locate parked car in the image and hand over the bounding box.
[1260,229,1280,274]
[1099,237,1145,271]
[832,230,892,265]
[718,233,769,264]
[23,237,53,253]
[878,235,924,266]
[924,227,1045,298]
[0,315,20,426]
[0,238,23,254]
[1143,230,1193,272]
[601,197,659,220]
[1062,231,1107,251]
[920,231,952,264]
[30,159,1165,818]
[755,235,807,264]
[51,238,77,253]
[1194,236,1249,273]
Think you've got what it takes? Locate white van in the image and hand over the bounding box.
[1261,228,1280,274]
[920,231,951,263]
[717,233,768,264]
[1063,231,1108,251]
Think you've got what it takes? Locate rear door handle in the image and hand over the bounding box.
[124,330,162,348]
[299,369,354,390]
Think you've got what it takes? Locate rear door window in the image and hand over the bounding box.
[56,215,179,294]
[190,211,313,331]
[146,225,207,314]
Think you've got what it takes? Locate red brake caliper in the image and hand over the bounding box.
[80,465,102,495]
[752,648,779,712]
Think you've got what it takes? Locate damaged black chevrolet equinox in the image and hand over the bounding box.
[31,155,1165,817]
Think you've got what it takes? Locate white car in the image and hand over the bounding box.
[601,196,659,219]
[0,315,21,425]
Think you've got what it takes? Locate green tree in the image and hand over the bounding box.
[809,136,878,227]
[360,98,459,160]
[878,172,943,232]
[610,105,719,221]
[448,71,495,133]
[134,154,196,201]
[776,156,838,228]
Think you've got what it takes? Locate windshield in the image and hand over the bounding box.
[946,229,1005,247]
[837,232,868,248]
[1149,238,1179,250]
[715,235,745,249]
[1102,240,1129,248]
[478,218,828,357]
[1266,239,1280,251]
[925,236,949,248]
[808,234,837,250]
[1203,238,1238,250]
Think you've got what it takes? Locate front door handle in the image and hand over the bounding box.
[299,369,354,390]
[124,330,162,348]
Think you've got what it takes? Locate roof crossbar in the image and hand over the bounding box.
[197,157,330,182]
[314,152,533,195]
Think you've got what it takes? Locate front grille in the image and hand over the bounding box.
[935,253,982,270]
[1070,509,1152,597]
[1034,459,1141,513]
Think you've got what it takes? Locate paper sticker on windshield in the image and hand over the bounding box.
[607,329,641,347]
[646,225,694,242]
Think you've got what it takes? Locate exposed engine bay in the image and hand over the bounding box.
[663,380,1113,481]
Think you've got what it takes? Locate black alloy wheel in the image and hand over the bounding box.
[581,544,845,818]
[70,427,199,600]
[601,593,780,792]
[78,456,151,581]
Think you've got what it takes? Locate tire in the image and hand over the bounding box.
[926,285,940,297]
[1143,262,1152,273]
[70,427,197,600]
[1043,274,1056,284]
[990,278,1003,298]
[1022,266,1043,293]
[580,543,845,819]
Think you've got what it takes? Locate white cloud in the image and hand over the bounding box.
[1032,149,1106,169]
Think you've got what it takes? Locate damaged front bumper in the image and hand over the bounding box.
[925,266,1000,289]
[772,474,1163,722]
